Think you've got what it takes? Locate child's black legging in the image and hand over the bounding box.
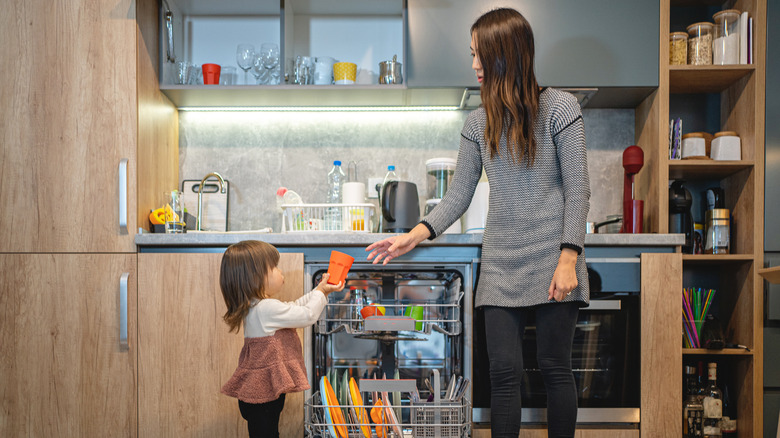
[238,394,286,438]
[483,302,580,438]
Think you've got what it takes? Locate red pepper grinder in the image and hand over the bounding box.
[621,145,644,233]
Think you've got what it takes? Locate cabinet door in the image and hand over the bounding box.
[0,0,137,252]
[138,252,305,437]
[0,254,137,437]
[406,0,658,88]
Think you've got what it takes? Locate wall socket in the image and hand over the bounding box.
[367,177,383,198]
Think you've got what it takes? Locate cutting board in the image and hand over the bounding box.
[181,179,229,231]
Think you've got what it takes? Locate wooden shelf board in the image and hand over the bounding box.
[759,266,780,284]
[682,254,754,264]
[670,0,727,6]
[668,160,754,179]
[669,65,755,94]
[683,348,753,356]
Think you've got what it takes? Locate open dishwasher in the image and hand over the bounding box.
[303,261,474,438]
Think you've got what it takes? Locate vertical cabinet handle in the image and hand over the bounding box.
[119,272,129,351]
[118,158,128,234]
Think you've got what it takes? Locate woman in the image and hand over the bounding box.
[365,7,590,438]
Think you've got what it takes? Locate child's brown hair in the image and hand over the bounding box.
[219,240,280,333]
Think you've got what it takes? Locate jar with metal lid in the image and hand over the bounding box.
[669,32,688,65]
[687,22,713,65]
[705,208,730,254]
[712,9,740,65]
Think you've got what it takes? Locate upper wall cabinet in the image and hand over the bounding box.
[406,0,659,93]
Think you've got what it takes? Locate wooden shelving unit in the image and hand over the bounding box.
[636,0,765,436]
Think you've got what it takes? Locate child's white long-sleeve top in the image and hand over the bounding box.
[243,288,327,338]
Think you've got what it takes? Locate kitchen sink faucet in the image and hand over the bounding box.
[197,172,226,231]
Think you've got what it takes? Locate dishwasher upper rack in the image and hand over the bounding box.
[304,390,471,438]
[315,292,465,337]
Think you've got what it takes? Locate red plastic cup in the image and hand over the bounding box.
[202,63,221,85]
[327,251,354,285]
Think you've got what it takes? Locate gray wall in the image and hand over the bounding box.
[179,108,635,232]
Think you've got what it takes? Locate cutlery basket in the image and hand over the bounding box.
[281,203,375,233]
[410,399,470,438]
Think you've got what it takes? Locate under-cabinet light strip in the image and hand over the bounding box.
[178,106,462,112]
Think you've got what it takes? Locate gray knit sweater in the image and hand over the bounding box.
[422,88,590,308]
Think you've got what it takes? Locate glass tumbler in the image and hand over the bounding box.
[163,190,186,233]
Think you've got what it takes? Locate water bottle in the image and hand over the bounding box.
[326,160,346,230]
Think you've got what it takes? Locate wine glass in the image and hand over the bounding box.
[236,44,255,85]
[250,52,265,84]
[259,43,280,85]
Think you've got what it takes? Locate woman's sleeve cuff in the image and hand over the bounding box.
[420,220,437,240]
[560,243,583,255]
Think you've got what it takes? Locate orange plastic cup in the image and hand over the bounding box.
[202,63,221,85]
[327,251,354,285]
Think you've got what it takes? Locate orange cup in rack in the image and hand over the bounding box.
[327,251,354,285]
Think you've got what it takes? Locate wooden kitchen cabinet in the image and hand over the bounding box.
[406,0,658,91]
[138,252,305,437]
[635,0,766,435]
[0,254,137,437]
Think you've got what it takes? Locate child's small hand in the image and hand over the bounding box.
[316,273,344,296]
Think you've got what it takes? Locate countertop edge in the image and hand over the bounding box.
[135,232,685,248]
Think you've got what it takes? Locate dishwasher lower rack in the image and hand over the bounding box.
[304,391,471,438]
[315,293,465,337]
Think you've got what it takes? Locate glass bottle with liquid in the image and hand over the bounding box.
[684,365,704,437]
[702,362,723,437]
[350,287,365,332]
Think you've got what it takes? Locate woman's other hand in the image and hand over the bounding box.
[365,224,431,265]
[548,248,579,301]
[316,273,344,296]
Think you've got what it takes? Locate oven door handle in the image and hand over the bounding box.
[582,300,621,311]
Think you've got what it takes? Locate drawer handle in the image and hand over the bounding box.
[581,300,622,311]
[119,272,129,351]
[118,159,128,234]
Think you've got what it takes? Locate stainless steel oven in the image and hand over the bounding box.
[471,256,642,424]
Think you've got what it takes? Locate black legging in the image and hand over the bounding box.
[484,302,579,438]
[238,394,286,438]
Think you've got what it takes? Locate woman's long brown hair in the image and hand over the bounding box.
[219,240,280,333]
[471,8,539,165]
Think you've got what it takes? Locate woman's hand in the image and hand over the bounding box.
[315,273,344,296]
[548,248,579,301]
[365,224,431,265]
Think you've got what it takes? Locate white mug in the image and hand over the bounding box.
[343,182,366,204]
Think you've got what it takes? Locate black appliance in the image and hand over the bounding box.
[381,181,420,233]
[472,258,642,424]
[669,180,695,254]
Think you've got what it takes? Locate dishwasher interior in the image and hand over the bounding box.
[304,262,474,437]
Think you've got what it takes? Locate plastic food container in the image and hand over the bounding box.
[712,9,740,65]
[669,32,688,65]
[687,22,714,65]
[710,131,741,160]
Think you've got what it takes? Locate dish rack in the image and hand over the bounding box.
[304,391,470,438]
[281,203,375,233]
[315,293,465,337]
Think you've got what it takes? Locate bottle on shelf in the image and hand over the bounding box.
[720,383,737,437]
[684,365,704,438]
[326,160,346,231]
[702,362,723,437]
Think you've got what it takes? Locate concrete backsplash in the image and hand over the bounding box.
[179,108,634,232]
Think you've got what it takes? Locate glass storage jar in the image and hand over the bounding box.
[687,22,714,65]
[704,208,730,254]
[669,32,688,65]
[712,9,740,65]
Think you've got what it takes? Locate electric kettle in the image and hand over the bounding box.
[381,181,420,233]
